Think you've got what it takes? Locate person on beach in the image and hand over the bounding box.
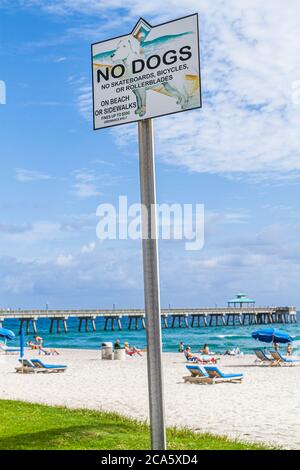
[178,342,184,353]
[114,339,122,350]
[184,346,217,364]
[48,348,60,356]
[30,336,59,356]
[273,341,279,352]
[223,347,241,356]
[124,341,142,357]
[286,343,293,356]
[202,344,210,355]
[34,335,45,354]
[184,347,198,362]
[39,347,59,356]
[34,335,43,347]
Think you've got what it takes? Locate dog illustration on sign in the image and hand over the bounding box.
[93,18,200,117]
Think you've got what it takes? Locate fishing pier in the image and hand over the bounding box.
[0,306,297,335]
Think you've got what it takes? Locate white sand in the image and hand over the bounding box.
[0,349,299,449]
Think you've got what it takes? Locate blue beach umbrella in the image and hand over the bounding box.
[20,328,25,359]
[0,327,16,341]
[252,328,295,344]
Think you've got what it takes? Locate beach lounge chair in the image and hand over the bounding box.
[16,358,67,374]
[204,366,243,384]
[269,350,300,367]
[0,343,20,354]
[254,348,275,366]
[183,365,212,384]
[15,358,37,374]
[30,358,67,373]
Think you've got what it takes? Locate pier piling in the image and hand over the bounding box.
[18,318,38,335]
[171,314,189,328]
[77,316,97,333]
[161,314,168,328]
[128,315,146,330]
[49,317,68,334]
[102,315,123,330]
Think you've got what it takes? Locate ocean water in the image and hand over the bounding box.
[3,313,300,355]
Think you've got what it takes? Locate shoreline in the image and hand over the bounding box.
[1,349,299,449]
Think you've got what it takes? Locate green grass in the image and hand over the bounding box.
[0,400,271,450]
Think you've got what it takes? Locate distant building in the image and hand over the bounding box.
[228,293,256,308]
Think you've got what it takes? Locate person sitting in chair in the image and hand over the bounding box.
[124,341,142,357]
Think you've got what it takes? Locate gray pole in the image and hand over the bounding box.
[138,118,166,450]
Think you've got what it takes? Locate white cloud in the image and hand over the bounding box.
[72,169,101,198]
[55,56,67,63]
[0,243,142,304]
[16,0,192,18]
[0,223,31,234]
[114,0,300,179]
[15,168,52,182]
[0,222,67,243]
[76,85,92,121]
[53,0,300,180]
[56,254,75,267]
[1,220,300,305]
[0,216,97,245]
[19,1,300,179]
[81,241,96,253]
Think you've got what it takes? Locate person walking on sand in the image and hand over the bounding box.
[178,342,184,353]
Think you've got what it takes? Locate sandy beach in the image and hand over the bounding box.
[0,349,299,449]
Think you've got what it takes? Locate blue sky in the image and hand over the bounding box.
[0,0,300,309]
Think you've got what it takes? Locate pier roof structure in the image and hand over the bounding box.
[228,293,256,308]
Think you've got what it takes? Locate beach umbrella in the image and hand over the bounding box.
[20,328,25,359]
[0,327,15,341]
[252,328,295,344]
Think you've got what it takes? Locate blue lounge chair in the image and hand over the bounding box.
[183,365,212,384]
[31,358,67,372]
[269,350,300,367]
[204,366,243,383]
[15,358,36,373]
[16,358,67,374]
[254,348,274,366]
[0,343,20,354]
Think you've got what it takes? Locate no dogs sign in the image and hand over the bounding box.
[91,14,201,130]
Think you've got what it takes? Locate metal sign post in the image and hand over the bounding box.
[91,13,201,452]
[138,118,166,450]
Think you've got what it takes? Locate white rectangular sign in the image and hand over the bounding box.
[91,14,201,130]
